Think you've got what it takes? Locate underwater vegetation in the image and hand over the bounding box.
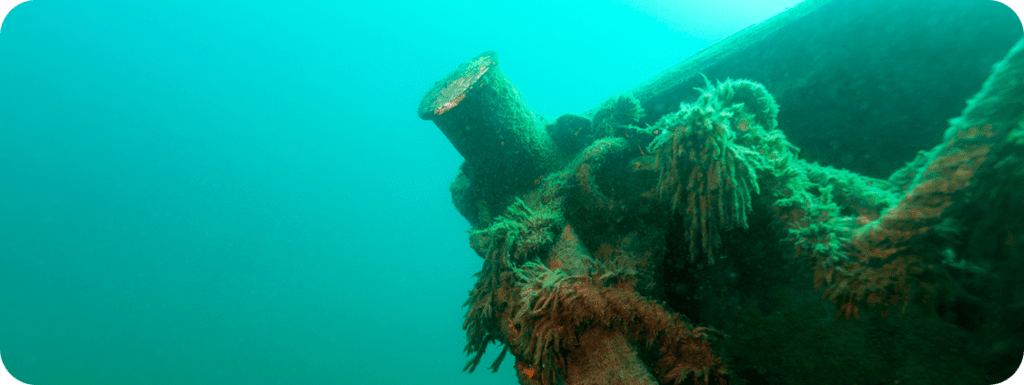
[417,2,1024,384]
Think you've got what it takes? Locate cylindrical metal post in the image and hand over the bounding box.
[418,51,556,187]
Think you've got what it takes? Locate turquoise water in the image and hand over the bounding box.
[0,1,800,384]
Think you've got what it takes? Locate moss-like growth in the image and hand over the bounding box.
[647,79,782,264]
[462,198,563,373]
[694,77,780,131]
[546,113,595,155]
[511,260,726,385]
[592,94,646,137]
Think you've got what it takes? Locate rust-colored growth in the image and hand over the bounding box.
[418,51,557,187]
[778,36,1021,317]
[564,328,658,385]
[487,223,726,384]
[512,250,725,385]
[824,124,998,318]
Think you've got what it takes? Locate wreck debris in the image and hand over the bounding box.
[419,30,1023,385]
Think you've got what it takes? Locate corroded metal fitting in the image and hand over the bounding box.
[418,51,556,187]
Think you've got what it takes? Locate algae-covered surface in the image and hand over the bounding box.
[422,2,1024,384]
